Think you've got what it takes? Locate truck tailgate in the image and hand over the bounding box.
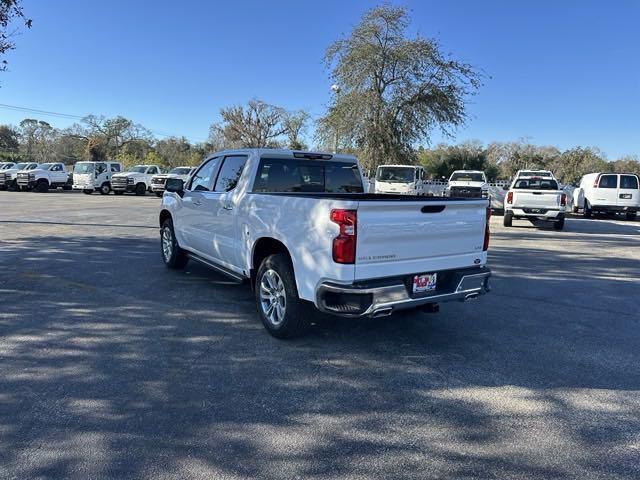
[513,191,561,208]
[354,199,487,280]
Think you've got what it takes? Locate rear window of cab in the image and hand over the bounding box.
[514,178,559,190]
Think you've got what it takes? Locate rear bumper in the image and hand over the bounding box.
[589,204,638,213]
[316,266,491,318]
[508,207,564,219]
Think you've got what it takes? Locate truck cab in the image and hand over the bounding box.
[73,161,122,195]
[374,165,426,195]
[151,166,196,197]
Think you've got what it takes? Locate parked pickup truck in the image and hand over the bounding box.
[0,162,39,191]
[16,162,71,192]
[503,170,566,230]
[111,164,161,195]
[445,170,489,199]
[150,166,195,197]
[159,149,492,338]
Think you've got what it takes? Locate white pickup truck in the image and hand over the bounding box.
[16,162,71,192]
[150,166,195,197]
[159,149,492,338]
[445,170,489,199]
[111,164,162,195]
[0,162,39,190]
[503,170,566,230]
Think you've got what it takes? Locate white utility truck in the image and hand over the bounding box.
[151,166,195,197]
[73,161,122,194]
[16,162,71,192]
[573,173,638,220]
[159,149,492,338]
[503,170,566,230]
[445,170,489,199]
[374,165,427,195]
[111,164,161,195]
[0,162,39,191]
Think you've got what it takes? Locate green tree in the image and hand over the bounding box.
[551,147,609,184]
[155,136,193,168]
[1,0,31,75]
[317,5,482,171]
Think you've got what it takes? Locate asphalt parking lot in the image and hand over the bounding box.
[1,191,639,480]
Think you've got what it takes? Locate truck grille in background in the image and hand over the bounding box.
[152,177,167,185]
[0,173,5,184]
[17,173,30,184]
[112,177,128,187]
[449,186,482,198]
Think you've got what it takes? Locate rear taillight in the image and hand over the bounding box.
[483,206,491,251]
[560,193,566,206]
[330,209,357,264]
[593,175,600,188]
[506,191,513,204]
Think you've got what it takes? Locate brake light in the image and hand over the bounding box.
[330,209,357,264]
[560,193,566,206]
[483,206,491,251]
[506,191,513,204]
[593,174,600,188]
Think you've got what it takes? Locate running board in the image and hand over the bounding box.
[187,253,246,283]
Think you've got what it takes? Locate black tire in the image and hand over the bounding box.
[626,212,637,221]
[583,200,592,218]
[83,189,93,195]
[63,184,72,191]
[155,192,163,198]
[99,183,111,195]
[114,190,124,195]
[255,253,309,339]
[135,183,146,196]
[35,180,49,192]
[503,211,513,227]
[160,218,189,269]
[572,206,578,214]
[553,216,565,230]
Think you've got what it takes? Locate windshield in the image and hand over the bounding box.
[170,167,192,175]
[514,178,559,190]
[1,163,14,170]
[74,163,95,174]
[376,167,415,183]
[38,163,53,170]
[450,172,485,182]
[128,166,147,173]
[13,163,28,170]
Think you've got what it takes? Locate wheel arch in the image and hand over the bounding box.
[250,237,292,290]
[159,209,172,228]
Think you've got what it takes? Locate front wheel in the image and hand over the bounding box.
[503,211,513,227]
[626,212,637,221]
[256,254,309,339]
[99,183,111,195]
[35,180,49,192]
[83,189,93,195]
[135,183,146,196]
[553,216,565,230]
[160,218,189,269]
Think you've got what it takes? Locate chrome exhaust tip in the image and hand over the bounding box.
[372,307,393,318]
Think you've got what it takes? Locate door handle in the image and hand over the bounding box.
[193,200,202,206]
[222,204,233,211]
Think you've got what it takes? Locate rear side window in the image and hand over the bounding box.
[214,155,247,192]
[514,178,558,190]
[254,158,363,193]
[620,175,639,189]
[111,164,121,172]
[598,175,618,189]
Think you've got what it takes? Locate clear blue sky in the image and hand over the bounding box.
[1,0,639,158]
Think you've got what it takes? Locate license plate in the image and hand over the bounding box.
[620,194,632,199]
[412,273,437,294]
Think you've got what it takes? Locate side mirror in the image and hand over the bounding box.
[165,178,184,195]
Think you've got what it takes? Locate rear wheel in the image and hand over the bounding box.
[503,211,513,227]
[155,192,163,198]
[135,183,146,196]
[99,183,111,195]
[553,216,565,230]
[626,212,637,221]
[583,200,592,218]
[114,190,124,195]
[161,218,189,269]
[256,253,309,339]
[83,189,93,195]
